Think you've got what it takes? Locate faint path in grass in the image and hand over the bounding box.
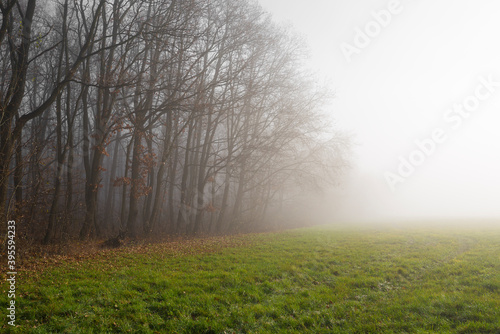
[2,226,500,333]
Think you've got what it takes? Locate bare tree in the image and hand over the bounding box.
[0,0,105,232]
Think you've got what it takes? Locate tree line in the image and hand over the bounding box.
[0,0,348,244]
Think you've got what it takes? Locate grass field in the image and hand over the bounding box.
[2,226,500,333]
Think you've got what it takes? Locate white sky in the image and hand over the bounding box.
[258,0,500,222]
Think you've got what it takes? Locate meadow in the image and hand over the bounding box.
[2,225,500,333]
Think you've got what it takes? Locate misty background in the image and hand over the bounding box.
[260,0,500,223]
[2,0,500,246]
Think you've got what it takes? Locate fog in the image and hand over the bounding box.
[259,0,500,225]
[3,0,500,243]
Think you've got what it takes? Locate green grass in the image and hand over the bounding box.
[2,226,500,333]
